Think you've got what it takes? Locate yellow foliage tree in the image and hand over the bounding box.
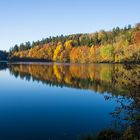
[53,42,63,61]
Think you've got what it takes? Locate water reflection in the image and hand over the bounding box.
[0,62,7,71]
[0,63,140,139]
[8,63,140,96]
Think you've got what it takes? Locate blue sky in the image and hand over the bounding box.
[0,0,140,51]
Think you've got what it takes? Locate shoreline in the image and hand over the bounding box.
[0,60,140,65]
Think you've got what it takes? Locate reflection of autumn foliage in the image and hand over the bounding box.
[8,64,140,139]
[103,65,140,140]
[79,65,140,140]
[9,64,140,96]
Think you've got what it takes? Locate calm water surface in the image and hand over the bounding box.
[0,62,139,140]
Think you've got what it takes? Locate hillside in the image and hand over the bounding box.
[9,23,140,63]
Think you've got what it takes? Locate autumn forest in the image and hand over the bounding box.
[8,23,140,63]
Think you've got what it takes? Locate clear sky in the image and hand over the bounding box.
[0,0,140,51]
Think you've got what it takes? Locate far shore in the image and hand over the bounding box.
[0,60,140,65]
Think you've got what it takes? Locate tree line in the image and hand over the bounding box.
[9,23,140,63]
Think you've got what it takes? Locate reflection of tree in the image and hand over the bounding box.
[8,63,140,139]
[104,65,140,139]
[9,64,140,139]
[9,64,140,96]
[9,64,114,94]
[0,62,7,71]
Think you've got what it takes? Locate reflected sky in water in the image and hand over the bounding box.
[0,63,139,140]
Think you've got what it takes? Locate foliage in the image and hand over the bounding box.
[100,45,114,62]
[9,23,140,63]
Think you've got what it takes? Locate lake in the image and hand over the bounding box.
[0,62,140,140]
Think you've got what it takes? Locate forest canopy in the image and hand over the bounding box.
[9,23,140,63]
